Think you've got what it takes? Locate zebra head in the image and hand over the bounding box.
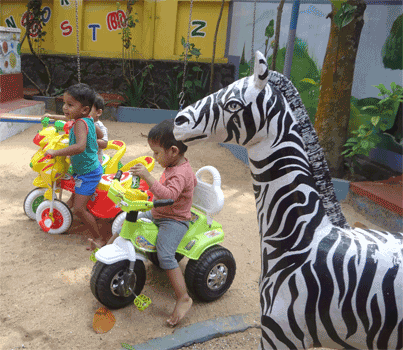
[175,50,350,230]
[174,51,282,148]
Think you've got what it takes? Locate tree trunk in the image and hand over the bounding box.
[270,0,286,71]
[314,0,367,178]
[210,0,225,94]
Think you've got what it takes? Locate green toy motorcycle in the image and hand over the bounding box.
[90,166,236,309]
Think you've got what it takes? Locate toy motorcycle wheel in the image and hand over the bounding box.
[90,260,146,309]
[35,200,73,234]
[24,188,46,220]
[185,245,236,302]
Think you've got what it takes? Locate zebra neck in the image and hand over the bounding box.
[246,137,328,244]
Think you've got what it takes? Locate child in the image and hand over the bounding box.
[91,94,108,165]
[103,118,196,327]
[43,93,108,165]
[43,93,108,208]
[45,83,107,249]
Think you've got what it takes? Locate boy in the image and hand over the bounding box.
[101,119,196,326]
[45,84,107,249]
[43,93,108,209]
[91,94,108,165]
[43,93,108,164]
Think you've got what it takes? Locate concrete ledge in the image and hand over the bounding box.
[0,98,45,142]
[122,312,260,350]
[345,191,403,232]
[116,107,178,124]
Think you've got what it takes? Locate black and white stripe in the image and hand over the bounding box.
[174,51,403,350]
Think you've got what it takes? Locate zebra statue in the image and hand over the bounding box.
[173,51,403,350]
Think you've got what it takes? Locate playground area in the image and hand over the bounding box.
[0,120,389,350]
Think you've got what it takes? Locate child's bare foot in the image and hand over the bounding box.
[87,238,104,251]
[167,295,193,327]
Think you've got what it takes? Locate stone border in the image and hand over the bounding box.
[121,312,260,350]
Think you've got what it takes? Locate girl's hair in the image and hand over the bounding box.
[148,119,188,154]
[94,93,105,111]
[66,83,95,109]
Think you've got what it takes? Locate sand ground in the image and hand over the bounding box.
[0,121,387,350]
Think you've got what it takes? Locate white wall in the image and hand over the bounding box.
[228,2,402,99]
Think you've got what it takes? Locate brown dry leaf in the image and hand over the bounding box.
[92,307,116,334]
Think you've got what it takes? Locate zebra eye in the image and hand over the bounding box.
[225,100,243,113]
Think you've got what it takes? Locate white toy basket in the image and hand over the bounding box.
[192,166,224,225]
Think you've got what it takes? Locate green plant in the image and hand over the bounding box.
[115,1,160,109]
[119,65,153,108]
[264,20,275,58]
[333,2,357,29]
[163,37,207,110]
[239,19,276,79]
[117,1,139,86]
[50,87,65,97]
[164,74,181,110]
[20,0,52,96]
[342,82,403,174]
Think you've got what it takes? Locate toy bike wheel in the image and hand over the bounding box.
[90,260,146,309]
[111,212,126,235]
[185,245,236,302]
[35,200,73,234]
[24,188,46,220]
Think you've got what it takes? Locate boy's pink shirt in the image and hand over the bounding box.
[150,159,197,221]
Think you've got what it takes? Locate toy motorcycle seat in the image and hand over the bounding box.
[192,166,224,225]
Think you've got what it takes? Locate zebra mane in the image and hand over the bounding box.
[265,70,350,229]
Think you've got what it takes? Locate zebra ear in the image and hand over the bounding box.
[253,51,269,90]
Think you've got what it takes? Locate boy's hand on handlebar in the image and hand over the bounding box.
[130,163,156,188]
[130,163,149,179]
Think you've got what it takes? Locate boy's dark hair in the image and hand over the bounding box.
[148,119,188,154]
[94,93,105,111]
[66,83,95,110]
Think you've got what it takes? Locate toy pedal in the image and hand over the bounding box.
[89,248,99,262]
[134,294,151,311]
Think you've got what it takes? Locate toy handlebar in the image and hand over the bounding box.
[154,199,174,207]
[114,170,123,181]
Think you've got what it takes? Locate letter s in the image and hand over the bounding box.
[61,20,73,36]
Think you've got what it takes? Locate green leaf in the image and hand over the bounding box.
[361,139,369,149]
[334,3,357,29]
[374,83,391,96]
[265,20,274,39]
[192,66,203,72]
[181,36,186,47]
[341,5,357,27]
[346,137,359,143]
[362,105,378,111]
[300,78,319,86]
[330,0,347,10]
[184,81,193,88]
[371,116,380,126]
[190,48,201,57]
[194,80,202,88]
